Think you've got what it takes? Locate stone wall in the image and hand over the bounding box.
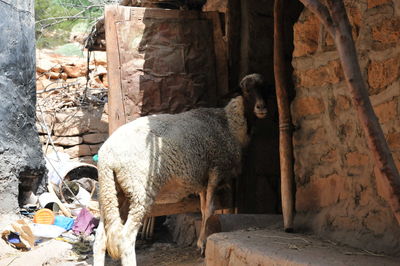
[292,0,400,255]
[36,50,109,163]
[0,0,46,214]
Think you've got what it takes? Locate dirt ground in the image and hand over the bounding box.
[0,239,204,266]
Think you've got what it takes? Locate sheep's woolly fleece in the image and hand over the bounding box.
[97,95,249,257]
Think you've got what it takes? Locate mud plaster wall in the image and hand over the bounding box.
[292,0,400,255]
[0,0,46,214]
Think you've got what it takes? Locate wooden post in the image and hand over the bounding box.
[299,0,400,225]
[274,0,295,232]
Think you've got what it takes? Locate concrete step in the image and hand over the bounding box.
[205,228,399,266]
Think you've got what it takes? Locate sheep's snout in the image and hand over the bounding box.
[254,99,267,119]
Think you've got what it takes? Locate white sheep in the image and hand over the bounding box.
[93,74,269,265]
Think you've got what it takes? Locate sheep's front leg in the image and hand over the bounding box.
[93,219,106,266]
[197,169,219,255]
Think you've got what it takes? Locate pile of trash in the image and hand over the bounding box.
[1,152,100,256]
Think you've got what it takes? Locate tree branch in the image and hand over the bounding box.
[298,0,335,37]
[302,0,400,225]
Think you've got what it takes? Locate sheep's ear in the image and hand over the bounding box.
[239,77,250,96]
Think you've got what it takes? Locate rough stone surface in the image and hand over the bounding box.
[371,18,400,47]
[42,136,83,146]
[292,0,400,256]
[205,229,400,266]
[292,96,325,118]
[373,99,398,123]
[63,144,101,158]
[296,60,344,88]
[62,64,87,78]
[0,0,46,214]
[368,56,400,94]
[82,133,108,144]
[368,0,392,9]
[166,214,201,247]
[293,10,319,57]
[52,108,108,136]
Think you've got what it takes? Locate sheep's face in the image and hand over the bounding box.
[240,73,268,119]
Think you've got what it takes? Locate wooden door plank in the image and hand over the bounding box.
[204,11,229,98]
[105,5,129,134]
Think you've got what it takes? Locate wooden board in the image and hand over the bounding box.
[105,6,229,133]
[104,6,231,216]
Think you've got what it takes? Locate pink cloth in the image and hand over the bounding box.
[72,208,99,235]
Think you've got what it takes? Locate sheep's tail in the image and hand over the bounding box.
[98,161,123,259]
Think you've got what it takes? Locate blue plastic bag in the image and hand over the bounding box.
[54,215,75,231]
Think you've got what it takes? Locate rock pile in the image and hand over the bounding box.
[36,49,109,163]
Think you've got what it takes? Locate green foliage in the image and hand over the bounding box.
[35,0,105,49]
[54,43,84,57]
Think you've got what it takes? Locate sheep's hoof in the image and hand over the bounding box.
[199,246,206,257]
[197,239,206,257]
[285,227,294,233]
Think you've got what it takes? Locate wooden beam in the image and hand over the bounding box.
[274,0,295,232]
[147,198,201,217]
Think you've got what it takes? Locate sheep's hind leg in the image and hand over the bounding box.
[120,202,150,266]
[119,216,140,266]
[197,169,219,255]
[93,219,106,266]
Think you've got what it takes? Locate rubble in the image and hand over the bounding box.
[0,150,101,257]
[35,49,109,163]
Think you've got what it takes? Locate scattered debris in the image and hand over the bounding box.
[1,143,100,263]
[72,208,99,236]
[1,220,35,250]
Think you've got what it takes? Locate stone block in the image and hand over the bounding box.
[83,133,108,144]
[296,174,348,211]
[205,229,400,266]
[373,100,397,123]
[372,18,400,46]
[367,0,392,9]
[293,12,319,57]
[36,60,60,73]
[334,95,352,113]
[297,60,344,88]
[364,211,386,234]
[44,71,60,80]
[60,72,68,80]
[53,109,108,136]
[62,64,87,78]
[387,132,400,150]
[52,136,83,146]
[292,96,325,118]
[368,57,400,94]
[321,149,338,163]
[293,127,327,146]
[91,51,107,66]
[42,145,64,155]
[64,144,101,158]
[345,151,369,166]
[93,65,107,76]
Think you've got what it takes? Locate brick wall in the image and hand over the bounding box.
[292,0,400,255]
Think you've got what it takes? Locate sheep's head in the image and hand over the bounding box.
[240,73,269,119]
